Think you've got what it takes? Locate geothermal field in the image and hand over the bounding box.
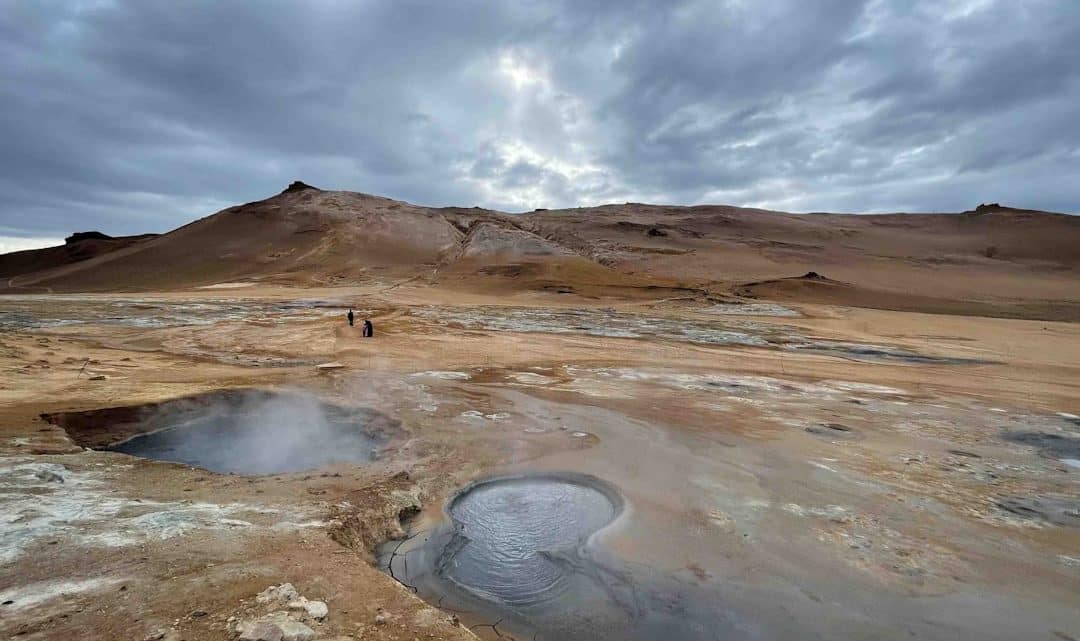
[1,185,1079,641]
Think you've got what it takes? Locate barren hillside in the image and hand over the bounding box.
[4,185,1078,319]
[0,231,158,280]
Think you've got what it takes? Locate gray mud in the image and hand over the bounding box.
[412,306,771,347]
[805,422,863,441]
[0,296,343,330]
[411,306,989,365]
[444,475,621,606]
[381,473,738,641]
[1002,431,1080,460]
[701,303,801,317]
[783,341,992,365]
[995,496,1080,527]
[947,449,982,458]
[92,390,395,475]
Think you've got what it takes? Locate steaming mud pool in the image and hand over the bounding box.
[44,389,399,475]
[382,473,731,641]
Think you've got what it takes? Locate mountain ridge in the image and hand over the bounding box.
[3,184,1078,321]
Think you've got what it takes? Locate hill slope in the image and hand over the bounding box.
[3,185,1078,319]
[0,232,158,280]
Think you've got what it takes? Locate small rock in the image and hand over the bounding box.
[256,583,300,605]
[239,621,284,641]
[304,601,328,620]
[88,374,107,381]
[316,362,346,371]
[239,614,316,641]
[287,597,328,620]
[277,621,316,641]
[374,613,387,626]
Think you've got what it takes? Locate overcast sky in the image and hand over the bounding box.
[2,0,1078,251]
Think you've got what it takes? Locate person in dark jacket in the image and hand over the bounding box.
[347,309,354,327]
[363,319,373,337]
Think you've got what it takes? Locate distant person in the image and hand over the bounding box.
[347,309,354,327]
[363,319,373,337]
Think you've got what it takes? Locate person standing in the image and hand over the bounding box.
[363,319,373,337]
[347,309,355,327]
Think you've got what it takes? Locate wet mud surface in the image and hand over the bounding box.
[411,305,991,365]
[442,475,621,605]
[805,422,863,441]
[46,390,397,475]
[782,340,992,365]
[700,303,801,317]
[994,496,1080,527]
[1002,430,1080,460]
[412,305,771,346]
[383,474,735,641]
[0,296,342,330]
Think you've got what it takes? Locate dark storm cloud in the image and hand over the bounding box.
[1,0,1077,247]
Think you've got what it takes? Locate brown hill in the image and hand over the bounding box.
[3,185,1078,319]
[0,231,158,280]
[514,202,1080,319]
[3,184,464,292]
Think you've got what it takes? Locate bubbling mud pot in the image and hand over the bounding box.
[443,474,621,607]
[382,473,737,641]
[42,389,399,475]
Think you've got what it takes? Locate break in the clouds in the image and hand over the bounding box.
[1,0,1078,242]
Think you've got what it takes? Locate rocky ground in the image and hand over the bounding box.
[1,283,1078,640]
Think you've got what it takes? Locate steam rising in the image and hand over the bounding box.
[111,390,392,475]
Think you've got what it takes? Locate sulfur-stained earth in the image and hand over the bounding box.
[1,284,1078,640]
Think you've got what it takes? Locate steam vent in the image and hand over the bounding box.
[43,390,399,475]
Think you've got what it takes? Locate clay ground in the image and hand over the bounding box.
[1,284,1078,640]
